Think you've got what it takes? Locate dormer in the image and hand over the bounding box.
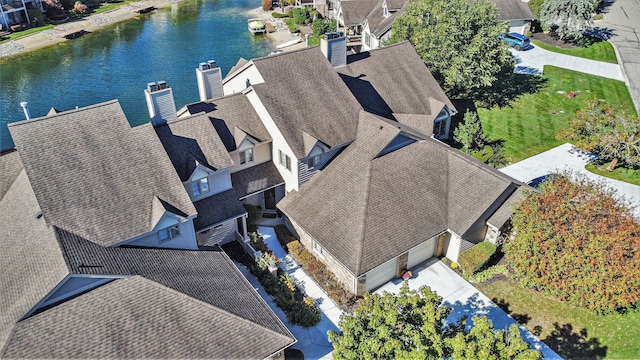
[376,132,420,158]
[302,132,330,169]
[237,136,257,165]
[187,164,232,201]
[383,1,389,17]
[433,106,451,140]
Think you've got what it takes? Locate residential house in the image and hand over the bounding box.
[278,111,525,295]
[334,0,408,51]
[489,0,535,34]
[0,100,295,358]
[0,0,41,31]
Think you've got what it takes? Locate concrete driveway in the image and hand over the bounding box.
[597,0,640,115]
[375,259,561,359]
[500,143,640,219]
[510,44,625,81]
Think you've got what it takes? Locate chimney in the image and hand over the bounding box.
[20,101,31,120]
[196,60,224,102]
[320,32,347,68]
[144,81,177,126]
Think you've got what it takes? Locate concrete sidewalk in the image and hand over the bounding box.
[375,259,561,359]
[511,44,625,81]
[237,226,343,359]
[500,143,640,219]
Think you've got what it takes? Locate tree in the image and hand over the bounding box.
[43,0,64,17]
[540,0,594,40]
[73,1,88,15]
[328,283,541,359]
[528,0,546,18]
[312,18,336,37]
[558,100,640,170]
[386,0,513,99]
[454,110,487,152]
[506,174,640,314]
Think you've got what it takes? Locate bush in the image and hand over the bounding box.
[261,0,272,11]
[468,265,509,283]
[275,224,296,248]
[292,7,311,24]
[243,204,261,227]
[287,299,320,327]
[458,242,496,276]
[249,231,268,253]
[312,18,336,37]
[285,18,299,33]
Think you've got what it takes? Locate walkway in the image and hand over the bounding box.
[375,259,561,359]
[511,45,625,81]
[500,143,640,219]
[236,226,342,359]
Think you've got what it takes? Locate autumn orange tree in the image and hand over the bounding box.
[506,174,640,314]
[558,100,640,170]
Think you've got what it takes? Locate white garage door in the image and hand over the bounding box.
[365,258,398,292]
[407,238,437,269]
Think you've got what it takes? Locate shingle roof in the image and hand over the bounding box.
[8,100,196,247]
[54,228,293,339]
[251,47,363,158]
[0,149,23,201]
[363,0,408,38]
[232,161,285,199]
[279,111,520,274]
[338,42,456,121]
[2,276,294,359]
[340,0,378,25]
[193,189,246,230]
[226,57,249,79]
[488,0,534,21]
[0,170,69,352]
[487,185,529,229]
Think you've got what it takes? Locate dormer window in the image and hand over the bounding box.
[433,107,450,139]
[192,177,210,196]
[240,148,254,164]
[158,224,180,242]
[307,154,320,168]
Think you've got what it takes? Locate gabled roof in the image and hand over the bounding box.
[192,189,246,230]
[337,42,456,121]
[232,161,285,199]
[0,170,69,352]
[0,149,23,201]
[8,100,196,247]
[340,0,378,26]
[279,111,520,275]
[250,47,363,158]
[2,276,294,359]
[226,57,249,79]
[488,0,534,21]
[363,0,408,37]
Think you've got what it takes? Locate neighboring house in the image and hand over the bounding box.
[0,101,295,358]
[335,0,408,51]
[0,0,41,30]
[488,0,535,34]
[278,111,526,295]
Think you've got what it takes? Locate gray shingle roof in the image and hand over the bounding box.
[279,111,520,274]
[2,276,294,359]
[0,149,23,201]
[363,0,408,38]
[232,161,285,199]
[193,189,246,230]
[488,0,534,21]
[0,170,69,352]
[487,185,529,229]
[8,100,196,247]
[340,0,378,25]
[251,47,363,158]
[338,42,456,121]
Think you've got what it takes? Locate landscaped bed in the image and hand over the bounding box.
[476,278,640,359]
[478,66,636,164]
[530,34,618,64]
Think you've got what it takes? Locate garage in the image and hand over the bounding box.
[364,257,398,292]
[407,237,437,269]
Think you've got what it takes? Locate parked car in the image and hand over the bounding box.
[498,32,530,51]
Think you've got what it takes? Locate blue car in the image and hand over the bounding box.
[498,32,530,51]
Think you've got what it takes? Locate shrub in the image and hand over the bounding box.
[287,299,320,327]
[292,7,311,24]
[468,265,509,283]
[272,11,289,18]
[312,18,336,37]
[261,0,272,11]
[285,18,299,33]
[275,224,296,247]
[73,1,88,14]
[249,231,268,253]
[458,242,496,276]
[243,204,261,227]
[286,239,303,256]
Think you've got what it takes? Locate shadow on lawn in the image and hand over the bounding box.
[476,72,548,108]
[490,297,532,325]
[542,323,607,360]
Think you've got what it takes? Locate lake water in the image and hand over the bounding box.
[0,0,274,150]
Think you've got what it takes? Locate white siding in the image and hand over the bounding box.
[244,89,300,192]
[407,237,437,269]
[196,218,238,246]
[445,232,463,263]
[124,216,198,250]
[365,257,398,292]
[222,64,265,95]
[186,165,232,202]
[230,141,272,173]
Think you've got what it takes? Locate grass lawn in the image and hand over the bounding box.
[477,279,640,359]
[478,66,636,164]
[586,162,640,185]
[0,25,54,43]
[531,39,618,64]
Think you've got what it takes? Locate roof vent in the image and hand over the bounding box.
[199,62,209,70]
[147,82,159,92]
[35,211,43,219]
[207,60,217,68]
[157,80,168,90]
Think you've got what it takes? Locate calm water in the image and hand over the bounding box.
[0,0,274,150]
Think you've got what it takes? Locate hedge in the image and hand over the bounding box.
[458,242,496,276]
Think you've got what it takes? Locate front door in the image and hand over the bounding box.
[264,188,277,211]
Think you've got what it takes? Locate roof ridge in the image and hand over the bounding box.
[7,100,120,128]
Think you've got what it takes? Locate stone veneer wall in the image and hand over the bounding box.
[286,218,358,294]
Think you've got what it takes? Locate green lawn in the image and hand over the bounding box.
[477,279,640,359]
[586,162,640,185]
[0,25,54,43]
[478,66,636,164]
[531,39,618,64]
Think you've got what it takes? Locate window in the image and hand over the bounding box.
[158,224,180,242]
[313,240,324,256]
[239,148,254,165]
[192,177,209,196]
[433,108,449,138]
[279,149,291,171]
[307,154,320,168]
[364,32,370,47]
